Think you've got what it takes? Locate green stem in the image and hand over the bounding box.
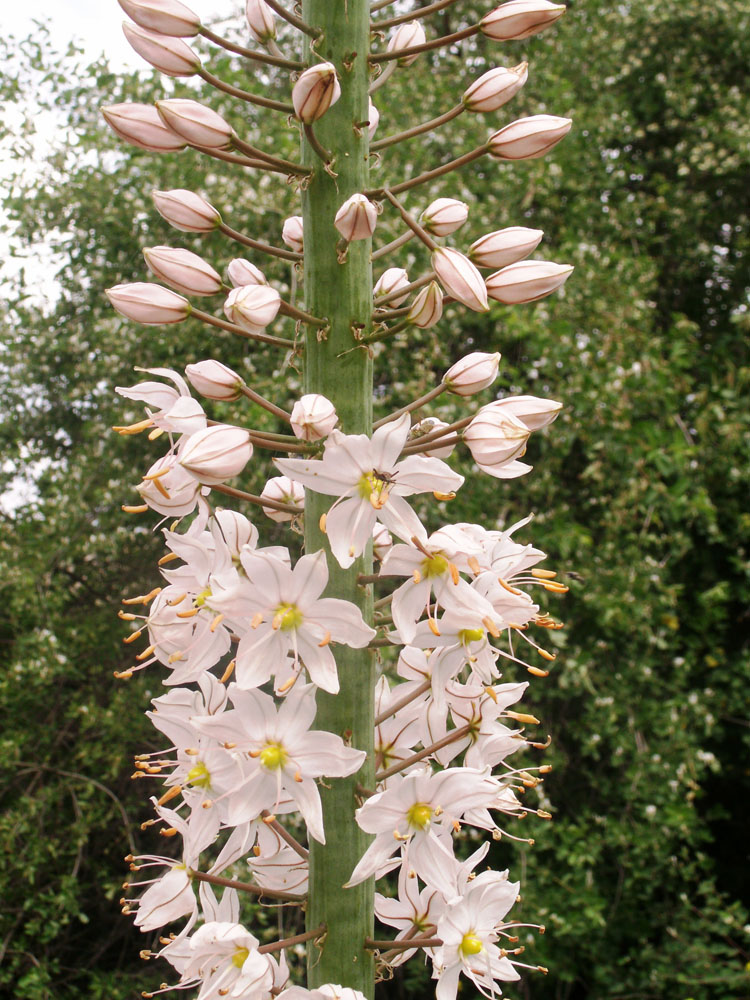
[371,103,464,151]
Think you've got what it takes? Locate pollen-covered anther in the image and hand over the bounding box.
[319,513,327,532]
[159,827,178,837]
[157,551,180,565]
[167,650,185,663]
[506,710,541,724]
[251,612,264,629]
[220,659,235,683]
[176,608,199,619]
[498,577,523,595]
[468,556,482,575]
[123,629,143,644]
[294,771,303,783]
[433,490,456,501]
[166,592,187,606]
[157,785,183,806]
[318,630,331,647]
[113,417,154,435]
[531,568,557,579]
[484,685,498,703]
[412,569,422,584]
[122,587,162,606]
[448,562,460,585]
[482,616,501,638]
[538,648,557,661]
[136,644,156,661]
[209,613,225,633]
[527,666,550,677]
[544,581,569,593]
[122,504,149,514]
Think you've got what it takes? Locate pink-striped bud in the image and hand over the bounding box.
[290,394,338,441]
[386,20,426,66]
[489,115,572,160]
[374,267,410,305]
[407,281,443,328]
[372,522,393,562]
[420,198,469,237]
[156,99,233,148]
[463,63,528,112]
[137,455,201,516]
[334,194,378,242]
[152,189,221,232]
[469,227,543,269]
[281,216,304,252]
[186,360,244,401]
[106,282,190,325]
[224,285,281,333]
[481,0,566,41]
[292,63,341,123]
[444,352,501,397]
[431,248,489,313]
[368,99,380,139]
[101,103,186,152]
[179,425,253,485]
[212,509,258,556]
[486,260,573,304]
[143,246,222,296]
[409,418,455,459]
[484,395,562,431]
[227,259,267,287]
[245,0,276,43]
[122,21,201,76]
[118,0,200,36]
[464,408,530,468]
[260,476,304,522]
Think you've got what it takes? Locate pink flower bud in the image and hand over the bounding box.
[431,248,489,313]
[372,522,393,561]
[156,99,233,148]
[489,115,572,160]
[409,418,455,458]
[407,281,443,328]
[101,103,186,152]
[143,246,222,296]
[463,63,528,112]
[444,352,501,397]
[374,267,410,305]
[118,0,200,36]
[179,424,253,485]
[483,395,562,431]
[281,216,304,252]
[122,21,201,76]
[292,63,341,123]
[246,0,276,43]
[368,99,380,139]
[290,394,338,441]
[137,455,201,516]
[464,408,530,468]
[224,284,281,333]
[106,282,190,325]
[386,21,426,66]
[227,259,267,287]
[420,198,469,238]
[334,194,378,242]
[185,360,244,401]
[485,260,573,304]
[212,508,258,556]
[152,189,221,232]
[481,0,566,41]
[260,476,304,522]
[469,227,543,269]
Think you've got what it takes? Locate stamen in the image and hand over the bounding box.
[317,630,331,647]
[220,659,235,683]
[122,504,150,514]
[210,613,225,632]
[158,552,180,565]
[531,568,557,580]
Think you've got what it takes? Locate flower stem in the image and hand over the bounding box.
[400,414,472,451]
[303,123,335,170]
[367,143,489,197]
[376,724,472,781]
[199,69,295,114]
[368,60,397,95]
[374,678,431,727]
[279,299,328,329]
[190,306,296,349]
[371,230,415,261]
[372,383,447,429]
[190,869,304,902]
[370,24,479,63]
[219,222,302,263]
[371,103,464,151]
[232,135,310,176]
[374,271,435,307]
[199,25,303,69]
[382,188,438,251]
[210,483,300,514]
[259,925,327,954]
[373,0,463,29]
[189,144,290,174]
[365,935,443,950]
[361,318,410,345]
[264,0,321,38]
[261,810,310,859]
[238,385,293,423]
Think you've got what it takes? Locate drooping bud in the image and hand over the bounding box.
[152,189,221,233]
[386,20,426,66]
[122,21,201,76]
[185,360,244,401]
[485,260,574,304]
[488,115,572,160]
[292,63,341,123]
[290,394,338,441]
[483,395,562,431]
[260,476,304,522]
[227,259,267,288]
[464,408,530,469]
[409,418,456,458]
[143,246,222,296]
[106,282,190,325]
[281,216,304,252]
[212,509,258,556]
[117,0,200,37]
[374,267,410,305]
[137,456,201,516]
[245,0,276,43]
[334,194,378,242]
[368,98,380,139]
[463,64,528,112]
[420,198,469,237]
[155,99,233,148]
[101,103,186,152]
[481,0,566,41]
[407,281,443,328]
[444,352,501,397]
[179,425,253,485]
[431,248,489,313]
[224,285,281,333]
[469,227,543,269]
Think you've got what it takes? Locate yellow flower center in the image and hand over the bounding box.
[358,471,391,507]
[232,947,249,969]
[421,553,449,578]
[460,933,483,956]
[195,587,212,607]
[186,762,211,788]
[458,627,484,644]
[274,603,304,631]
[407,802,433,830]
[259,743,287,770]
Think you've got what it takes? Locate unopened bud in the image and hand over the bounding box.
[420,198,469,237]
[185,360,244,401]
[179,425,253,485]
[368,98,380,139]
[152,188,221,232]
[409,418,455,458]
[106,282,190,325]
[281,216,304,252]
[245,0,276,43]
[485,260,573,304]
[156,99,232,148]
[374,267,410,305]
[224,285,281,333]
[463,63,528,112]
[465,408,530,467]
[431,248,489,313]
[122,21,201,76]
[292,62,341,123]
[407,281,443,328]
[290,394,338,441]
[260,476,304,522]
[334,194,378,242]
[372,522,393,561]
[101,103,186,152]
[489,115,572,161]
[444,352,501,397]
[483,395,562,431]
[143,246,222,296]
[227,259,267,287]
[469,227,543,269]
[118,0,200,36]
[481,0,566,41]
[386,20,426,66]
